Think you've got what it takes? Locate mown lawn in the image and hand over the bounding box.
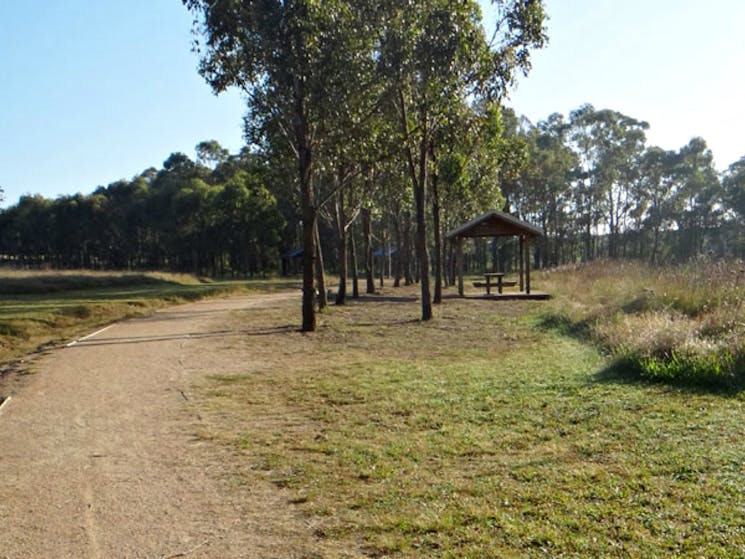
[196,280,745,558]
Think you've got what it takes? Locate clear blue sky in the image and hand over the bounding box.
[0,1,245,207]
[1,1,743,208]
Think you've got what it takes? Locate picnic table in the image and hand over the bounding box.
[473,272,517,295]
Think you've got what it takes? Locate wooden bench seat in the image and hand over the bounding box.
[473,280,517,288]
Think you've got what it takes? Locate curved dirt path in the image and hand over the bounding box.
[0,292,313,559]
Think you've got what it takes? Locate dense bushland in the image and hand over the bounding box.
[0,149,285,277]
[2,107,743,288]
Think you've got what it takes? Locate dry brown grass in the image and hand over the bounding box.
[539,259,745,388]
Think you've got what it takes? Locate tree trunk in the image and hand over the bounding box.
[301,192,316,331]
[379,230,386,288]
[335,228,347,305]
[608,188,617,258]
[651,225,661,265]
[315,223,327,309]
[351,226,359,299]
[334,181,348,305]
[414,137,432,319]
[294,67,316,331]
[393,215,402,287]
[398,87,431,320]
[403,213,413,285]
[362,206,375,293]
[431,144,443,304]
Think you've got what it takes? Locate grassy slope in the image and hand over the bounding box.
[196,284,745,558]
[0,270,299,365]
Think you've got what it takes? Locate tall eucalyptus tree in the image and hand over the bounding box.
[723,156,745,256]
[184,0,378,331]
[568,105,648,259]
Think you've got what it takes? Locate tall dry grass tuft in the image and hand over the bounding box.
[541,259,745,390]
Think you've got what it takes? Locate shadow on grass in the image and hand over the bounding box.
[0,273,300,299]
[139,306,249,321]
[535,313,592,341]
[248,280,303,292]
[538,312,745,396]
[345,294,419,304]
[335,318,422,329]
[0,273,180,295]
[594,358,745,396]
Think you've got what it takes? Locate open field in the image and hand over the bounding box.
[189,269,745,558]
[0,269,299,365]
[2,262,743,557]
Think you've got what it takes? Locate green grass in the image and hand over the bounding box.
[7,264,742,556]
[194,285,745,558]
[0,269,299,363]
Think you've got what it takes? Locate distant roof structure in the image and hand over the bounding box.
[446,210,543,240]
[281,248,304,259]
[373,246,398,258]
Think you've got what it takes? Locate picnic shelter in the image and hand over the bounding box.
[446,210,544,297]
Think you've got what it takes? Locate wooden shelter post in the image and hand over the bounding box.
[519,235,525,292]
[525,237,531,294]
[456,238,464,296]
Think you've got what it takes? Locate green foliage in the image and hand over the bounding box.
[195,139,230,168]
[375,0,546,317]
[506,104,740,266]
[184,0,390,330]
[723,156,745,220]
[0,144,285,277]
[635,351,736,385]
[183,0,548,328]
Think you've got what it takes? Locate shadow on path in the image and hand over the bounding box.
[345,294,419,304]
[70,326,298,348]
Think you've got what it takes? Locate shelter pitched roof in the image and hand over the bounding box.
[446,210,543,239]
[281,248,304,259]
[373,246,398,258]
